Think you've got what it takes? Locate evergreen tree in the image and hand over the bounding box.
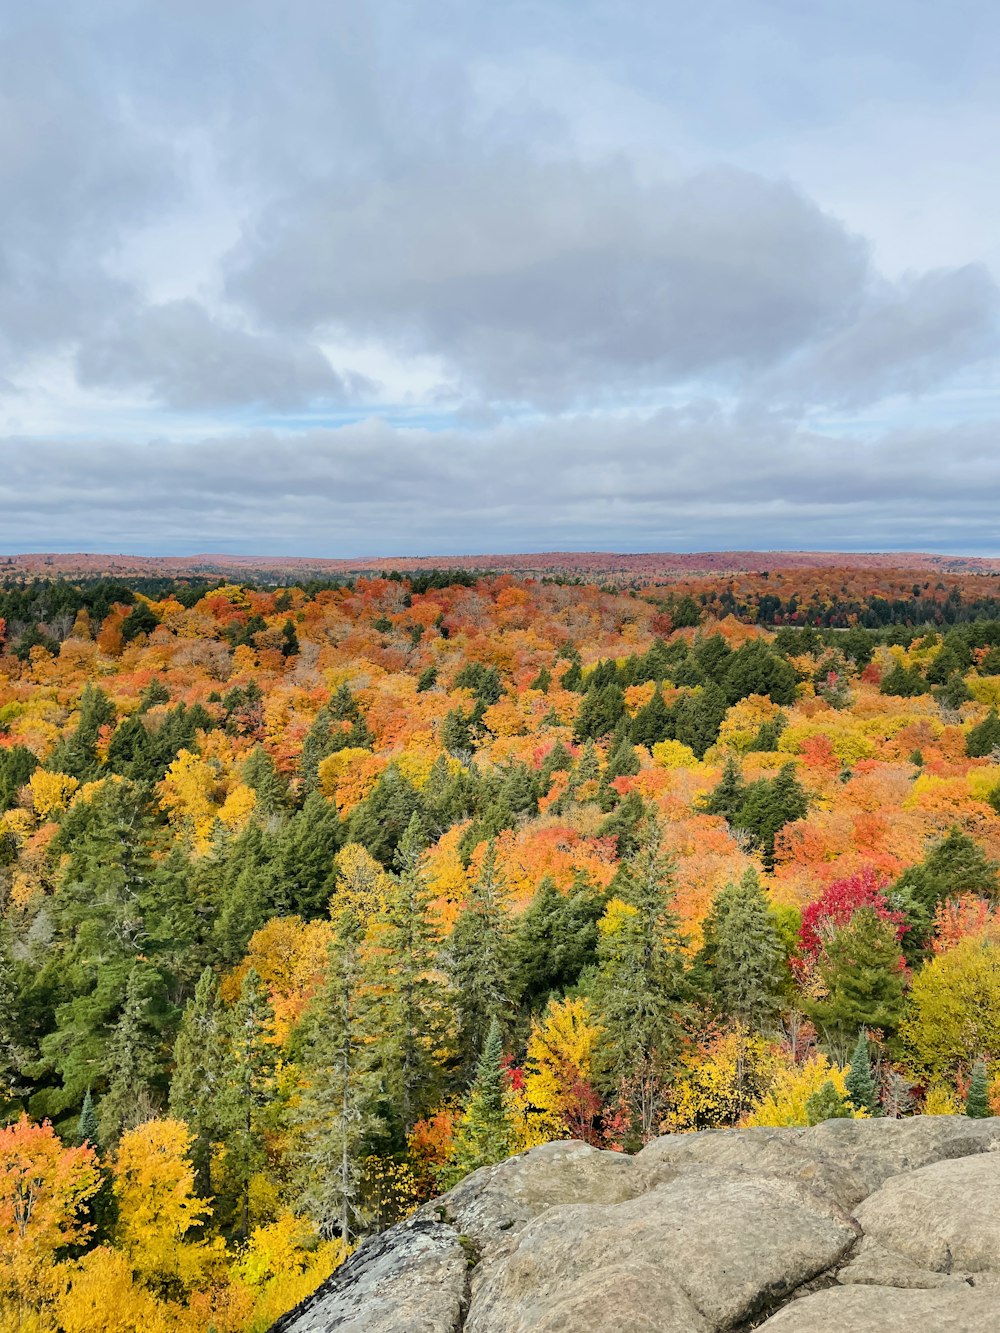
[509,875,606,1012]
[845,1029,880,1117]
[631,690,673,748]
[574,683,626,741]
[370,815,450,1137]
[966,1058,990,1118]
[731,764,808,870]
[48,682,115,780]
[604,722,641,781]
[347,766,425,867]
[805,1079,853,1124]
[294,910,383,1243]
[217,968,277,1239]
[169,967,227,1194]
[591,818,688,1140]
[722,640,797,706]
[806,908,906,1054]
[0,925,27,1107]
[99,965,165,1146]
[273,792,342,917]
[700,757,747,822]
[446,841,512,1072]
[673,682,727,758]
[967,709,1000,758]
[242,745,291,817]
[439,1017,514,1188]
[707,869,785,1029]
[77,1088,99,1146]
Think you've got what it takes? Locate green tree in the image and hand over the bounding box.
[807,907,906,1055]
[845,1029,880,1116]
[217,968,277,1239]
[294,910,383,1243]
[446,841,512,1072]
[965,1058,990,1118]
[77,1088,99,1146]
[169,967,227,1194]
[805,1079,853,1124]
[99,965,166,1146]
[705,869,785,1030]
[967,709,1000,758]
[438,1017,514,1188]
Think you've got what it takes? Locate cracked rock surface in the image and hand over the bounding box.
[272,1117,1000,1332]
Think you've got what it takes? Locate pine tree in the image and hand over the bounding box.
[439,1017,514,1189]
[99,965,165,1146]
[216,968,277,1239]
[700,756,746,822]
[169,967,227,1194]
[708,869,785,1029]
[77,1089,99,1146]
[591,817,688,1140]
[845,1029,880,1116]
[447,841,512,1072]
[967,709,1000,759]
[242,745,291,817]
[368,815,450,1138]
[806,907,906,1055]
[966,1059,990,1118]
[294,909,383,1243]
[0,925,27,1107]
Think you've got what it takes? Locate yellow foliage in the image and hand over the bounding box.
[967,676,1000,707]
[228,1214,349,1333]
[519,998,600,1145]
[29,769,79,818]
[159,750,221,851]
[332,843,393,925]
[218,783,256,831]
[717,695,783,755]
[778,721,875,765]
[670,1029,781,1131]
[113,1119,215,1294]
[651,739,699,769]
[899,938,1000,1084]
[744,1053,858,1127]
[55,1246,170,1333]
[598,897,639,936]
[923,1084,961,1115]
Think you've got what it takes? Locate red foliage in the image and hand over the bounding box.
[796,866,907,972]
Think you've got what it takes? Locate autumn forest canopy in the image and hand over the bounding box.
[3,563,1000,1330]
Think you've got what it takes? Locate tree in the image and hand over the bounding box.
[510,876,605,1012]
[704,869,785,1030]
[112,1118,212,1296]
[965,1058,990,1118]
[294,909,383,1244]
[0,1115,101,1309]
[591,818,688,1141]
[845,1030,880,1116]
[967,708,1000,758]
[805,1079,853,1124]
[77,1090,99,1147]
[446,841,512,1072]
[806,907,906,1055]
[369,815,450,1137]
[700,757,747,822]
[731,764,808,870]
[99,965,167,1147]
[438,1017,514,1188]
[169,968,227,1194]
[900,939,1000,1085]
[216,968,277,1239]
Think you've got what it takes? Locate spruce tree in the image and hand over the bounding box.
[447,841,512,1072]
[294,908,383,1243]
[78,1089,99,1146]
[439,1016,514,1188]
[700,756,746,822]
[591,817,688,1140]
[99,965,164,1146]
[708,869,785,1030]
[169,967,227,1194]
[966,1059,990,1118]
[966,709,1000,759]
[806,907,906,1055]
[217,968,277,1239]
[370,815,449,1137]
[845,1029,880,1116]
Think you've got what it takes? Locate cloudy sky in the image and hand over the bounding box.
[2,0,999,557]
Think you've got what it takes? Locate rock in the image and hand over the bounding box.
[466,1167,857,1331]
[268,1216,469,1333]
[757,1282,1000,1330]
[272,1116,1000,1333]
[418,1139,639,1252]
[835,1235,972,1289]
[855,1149,1000,1274]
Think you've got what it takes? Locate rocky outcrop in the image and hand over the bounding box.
[273,1117,1000,1332]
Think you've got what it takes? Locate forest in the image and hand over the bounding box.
[2,567,1000,1331]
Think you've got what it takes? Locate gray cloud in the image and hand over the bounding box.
[3,410,1000,555]
[75,300,365,410]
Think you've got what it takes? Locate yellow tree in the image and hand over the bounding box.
[519,997,601,1146]
[0,1115,101,1314]
[112,1118,216,1297]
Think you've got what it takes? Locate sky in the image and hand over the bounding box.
[2,0,1000,558]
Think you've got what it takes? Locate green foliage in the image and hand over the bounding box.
[805,1079,853,1124]
[806,907,906,1053]
[967,708,1000,758]
[703,869,785,1030]
[965,1058,990,1118]
[845,1030,880,1116]
[446,842,512,1073]
[438,1017,514,1189]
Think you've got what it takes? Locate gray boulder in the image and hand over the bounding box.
[274,1116,1000,1332]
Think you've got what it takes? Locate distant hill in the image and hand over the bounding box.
[3,548,1000,582]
